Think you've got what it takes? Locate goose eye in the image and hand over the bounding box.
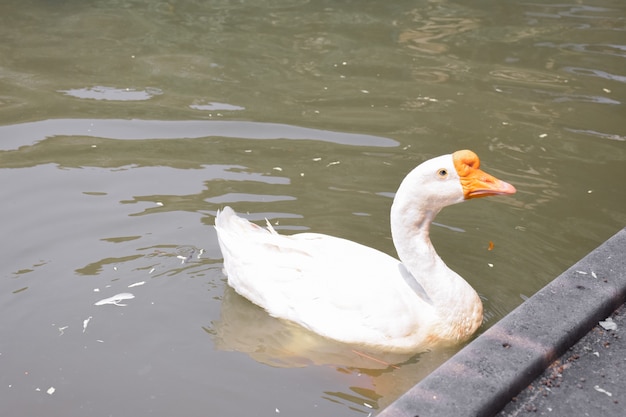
[437,168,448,178]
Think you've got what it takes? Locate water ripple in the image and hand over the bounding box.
[0,119,398,151]
[565,128,626,142]
[59,86,164,101]
[562,67,626,83]
[536,42,626,58]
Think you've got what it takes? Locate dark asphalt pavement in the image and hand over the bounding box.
[497,303,625,417]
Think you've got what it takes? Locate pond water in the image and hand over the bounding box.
[1,0,624,416]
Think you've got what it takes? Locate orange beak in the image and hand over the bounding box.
[453,150,517,200]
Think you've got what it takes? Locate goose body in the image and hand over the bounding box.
[214,150,516,352]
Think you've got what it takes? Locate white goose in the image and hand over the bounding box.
[214,150,516,353]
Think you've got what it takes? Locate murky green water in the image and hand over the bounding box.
[1,0,624,415]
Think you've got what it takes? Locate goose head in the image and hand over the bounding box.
[393,150,516,215]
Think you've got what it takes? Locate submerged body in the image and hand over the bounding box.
[215,150,516,352]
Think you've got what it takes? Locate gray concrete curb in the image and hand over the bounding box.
[378,227,626,417]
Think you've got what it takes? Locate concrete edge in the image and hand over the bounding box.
[378,227,626,417]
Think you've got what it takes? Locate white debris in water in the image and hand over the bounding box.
[177,255,186,264]
[83,316,92,333]
[156,202,164,207]
[326,161,340,167]
[58,326,69,336]
[128,281,145,288]
[46,387,55,395]
[539,133,548,138]
[93,288,100,292]
[312,157,322,161]
[272,167,283,171]
[197,249,204,259]
[576,270,588,275]
[488,263,494,268]
[591,271,598,279]
[149,268,155,274]
[94,293,135,306]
